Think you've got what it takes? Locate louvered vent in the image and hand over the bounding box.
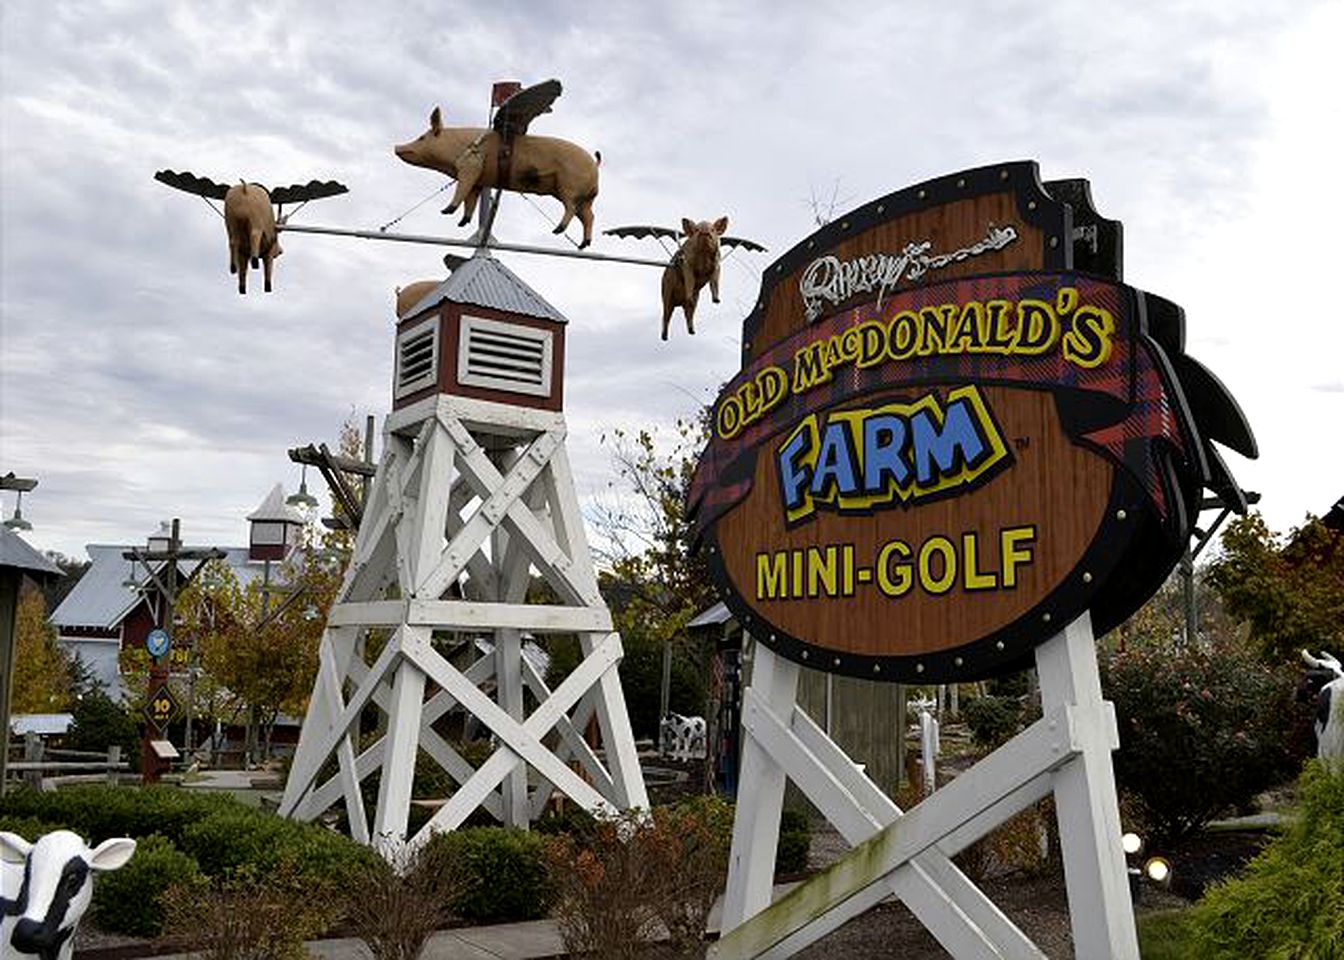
[394,318,439,399]
[458,315,553,398]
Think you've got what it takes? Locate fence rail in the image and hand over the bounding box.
[2,734,126,790]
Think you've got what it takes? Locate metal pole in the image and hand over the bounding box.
[0,572,20,796]
[277,223,669,268]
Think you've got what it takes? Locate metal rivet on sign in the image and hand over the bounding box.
[954,657,964,667]
[833,657,841,667]
[916,663,925,673]
[996,641,1005,650]
[1050,237,1059,248]
[1000,170,1010,180]
[1043,613,1052,623]
[1116,509,1128,520]
[1083,572,1093,583]
[873,664,881,673]
[1028,200,1037,210]
[801,650,809,659]
[807,241,815,249]
[918,189,927,199]
[877,204,885,214]
[841,221,849,230]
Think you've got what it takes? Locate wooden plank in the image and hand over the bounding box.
[1035,613,1139,960]
[372,634,428,847]
[743,690,1043,960]
[721,645,800,932]
[408,599,612,633]
[711,702,1080,958]
[405,630,624,837]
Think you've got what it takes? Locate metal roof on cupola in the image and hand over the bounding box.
[400,249,568,323]
[247,483,306,524]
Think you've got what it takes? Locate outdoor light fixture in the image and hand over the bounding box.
[286,465,319,509]
[4,491,32,531]
[1121,832,1143,855]
[1144,856,1172,884]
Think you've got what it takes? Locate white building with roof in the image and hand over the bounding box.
[50,486,304,701]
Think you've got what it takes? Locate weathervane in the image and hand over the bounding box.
[152,79,764,342]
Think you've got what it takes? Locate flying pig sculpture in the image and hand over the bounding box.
[152,169,349,294]
[1,831,136,960]
[604,220,767,339]
[224,182,281,294]
[394,80,601,248]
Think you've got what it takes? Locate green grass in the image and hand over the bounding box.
[1137,908,1199,960]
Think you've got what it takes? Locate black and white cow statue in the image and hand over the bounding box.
[1,830,136,960]
[659,712,707,762]
[1299,649,1344,770]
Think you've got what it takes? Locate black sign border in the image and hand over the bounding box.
[740,160,1073,361]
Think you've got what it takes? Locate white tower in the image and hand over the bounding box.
[280,251,648,852]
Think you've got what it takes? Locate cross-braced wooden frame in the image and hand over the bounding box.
[279,394,648,852]
[709,613,1139,960]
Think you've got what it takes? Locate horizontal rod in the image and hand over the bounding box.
[278,222,669,269]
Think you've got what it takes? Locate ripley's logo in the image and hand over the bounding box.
[777,385,1011,525]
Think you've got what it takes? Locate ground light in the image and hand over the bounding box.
[1123,831,1174,904]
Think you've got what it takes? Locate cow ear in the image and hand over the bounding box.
[430,106,443,134]
[713,216,729,235]
[681,218,696,237]
[0,831,32,864]
[89,838,136,872]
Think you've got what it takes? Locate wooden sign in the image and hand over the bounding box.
[690,161,1254,682]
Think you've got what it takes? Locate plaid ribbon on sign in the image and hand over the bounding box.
[688,272,1189,537]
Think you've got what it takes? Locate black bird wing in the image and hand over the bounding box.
[153,169,230,200]
[493,79,563,140]
[268,180,349,205]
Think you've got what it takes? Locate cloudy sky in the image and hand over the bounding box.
[2,1,1341,563]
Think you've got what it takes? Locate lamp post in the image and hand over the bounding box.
[123,519,226,783]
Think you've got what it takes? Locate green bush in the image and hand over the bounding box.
[1100,639,1305,841]
[0,785,375,892]
[776,807,812,876]
[426,826,554,922]
[0,815,68,839]
[65,692,141,772]
[1182,762,1344,958]
[0,784,235,844]
[961,695,1026,750]
[92,833,203,937]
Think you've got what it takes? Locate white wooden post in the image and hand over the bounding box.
[280,395,648,853]
[712,612,1137,959]
[1035,611,1139,960]
[721,643,800,931]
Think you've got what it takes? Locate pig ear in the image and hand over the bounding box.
[0,831,32,864]
[713,216,729,235]
[89,837,136,872]
[430,106,443,134]
[681,218,696,236]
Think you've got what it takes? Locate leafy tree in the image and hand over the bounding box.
[1206,513,1344,662]
[10,587,73,713]
[582,420,718,737]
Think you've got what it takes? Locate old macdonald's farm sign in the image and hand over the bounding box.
[689,161,1255,682]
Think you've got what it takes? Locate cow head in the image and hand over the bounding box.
[1,831,136,960]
